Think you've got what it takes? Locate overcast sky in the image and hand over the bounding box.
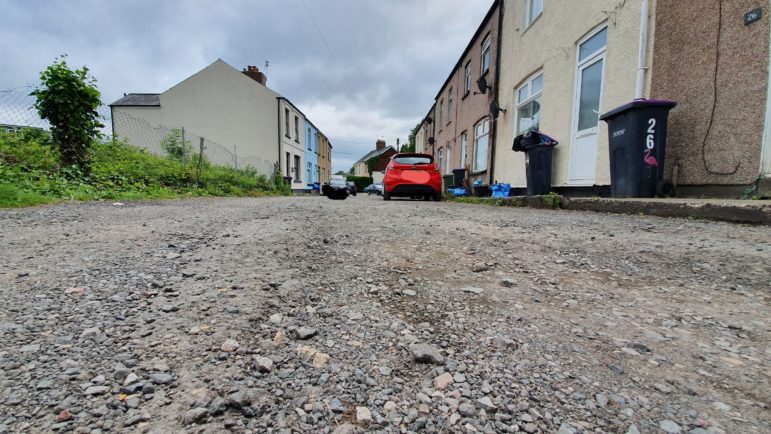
[0,0,492,172]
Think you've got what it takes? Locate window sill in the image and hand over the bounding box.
[522,13,542,35]
[470,169,487,176]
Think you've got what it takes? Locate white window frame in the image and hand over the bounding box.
[515,70,544,136]
[438,99,444,127]
[447,89,453,125]
[464,62,472,94]
[472,118,490,172]
[525,0,543,28]
[480,35,491,75]
[437,147,444,174]
[460,131,468,167]
[445,142,452,174]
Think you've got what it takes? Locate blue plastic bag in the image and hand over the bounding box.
[448,188,469,196]
[490,183,510,198]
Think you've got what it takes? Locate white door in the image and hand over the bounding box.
[568,26,607,185]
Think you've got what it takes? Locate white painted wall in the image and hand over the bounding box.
[494,0,652,188]
[279,99,307,186]
[112,59,280,176]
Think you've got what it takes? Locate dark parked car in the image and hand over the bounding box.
[322,176,349,200]
[346,181,357,196]
[363,183,384,195]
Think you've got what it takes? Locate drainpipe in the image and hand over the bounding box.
[489,0,503,184]
[635,0,649,99]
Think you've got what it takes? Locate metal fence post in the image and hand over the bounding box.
[233,145,238,170]
[196,137,205,185]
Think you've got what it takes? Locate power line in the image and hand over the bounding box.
[297,0,374,123]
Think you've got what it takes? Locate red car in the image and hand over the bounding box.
[383,153,442,201]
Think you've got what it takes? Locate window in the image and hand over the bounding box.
[445,142,452,174]
[481,35,491,75]
[516,71,543,135]
[393,155,433,165]
[294,116,299,142]
[307,162,312,184]
[438,99,444,127]
[460,132,468,167]
[464,62,472,95]
[437,147,444,174]
[525,0,543,27]
[294,155,301,182]
[285,152,290,176]
[473,118,489,172]
[447,90,453,125]
[308,128,312,150]
[284,108,290,138]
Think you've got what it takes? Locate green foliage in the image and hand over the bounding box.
[401,122,420,152]
[0,129,287,208]
[159,128,192,160]
[366,156,379,176]
[30,56,103,170]
[345,175,373,192]
[543,191,562,209]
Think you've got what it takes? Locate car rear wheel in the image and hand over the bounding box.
[383,192,391,201]
[432,193,442,202]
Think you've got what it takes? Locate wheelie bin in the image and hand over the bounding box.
[600,99,677,197]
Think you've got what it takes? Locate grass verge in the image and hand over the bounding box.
[0,128,290,208]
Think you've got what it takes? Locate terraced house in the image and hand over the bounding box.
[421,0,771,197]
[430,0,501,186]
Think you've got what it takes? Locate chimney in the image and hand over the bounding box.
[242,65,267,86]
[376,139,386,150]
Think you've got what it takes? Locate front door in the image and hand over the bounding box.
[568,25,607,185]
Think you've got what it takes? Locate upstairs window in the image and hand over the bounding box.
[526,0,543,27]
[447,89,453,125]
[516,71,543,135]
[464,62,472,95]
[294,116,299,143]
[284,108,290,138]
[438,99,444,127]
[481,35,491,75]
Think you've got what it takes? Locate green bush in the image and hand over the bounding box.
[346,175,373,192]
[0,129,287,207]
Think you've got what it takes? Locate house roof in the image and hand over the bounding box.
[354,146,395,164]
[109,93,161,107]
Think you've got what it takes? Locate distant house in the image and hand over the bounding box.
[317,132,332,184]
[110,59,332,186]
[352,139,397,183]
[304,120,318,188]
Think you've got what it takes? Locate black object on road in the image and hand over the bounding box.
[600,99,676,198]
[512,130,558,196]
[452,168,467,188]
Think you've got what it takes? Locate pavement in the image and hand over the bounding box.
[478,196,771,225]
[562,197,771,225]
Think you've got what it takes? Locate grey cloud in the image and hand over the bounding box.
[0,0,492,172]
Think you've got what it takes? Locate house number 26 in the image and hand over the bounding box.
[646,118,656,149]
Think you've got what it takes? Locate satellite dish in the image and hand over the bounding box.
[428,137,435,145]
[490,100,506,118]
[476,77,489,94]
[425,116,433,124]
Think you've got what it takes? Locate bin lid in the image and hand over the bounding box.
[599,98,677,121]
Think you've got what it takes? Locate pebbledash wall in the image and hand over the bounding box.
[493,0,652,190]
[650,0,771,195]
[304,121,319,189]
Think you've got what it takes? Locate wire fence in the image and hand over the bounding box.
[0,85,276,177]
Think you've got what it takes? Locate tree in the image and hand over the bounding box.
[159,128,192,161]
[401,122,420,152]
[31,56,103,171]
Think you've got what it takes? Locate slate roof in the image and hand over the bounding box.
[110,93,161,107]
[354,146,395,164]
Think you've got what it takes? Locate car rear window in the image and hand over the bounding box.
[393,156,433,165]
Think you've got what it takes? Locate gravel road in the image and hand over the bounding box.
[1,195,769,434]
